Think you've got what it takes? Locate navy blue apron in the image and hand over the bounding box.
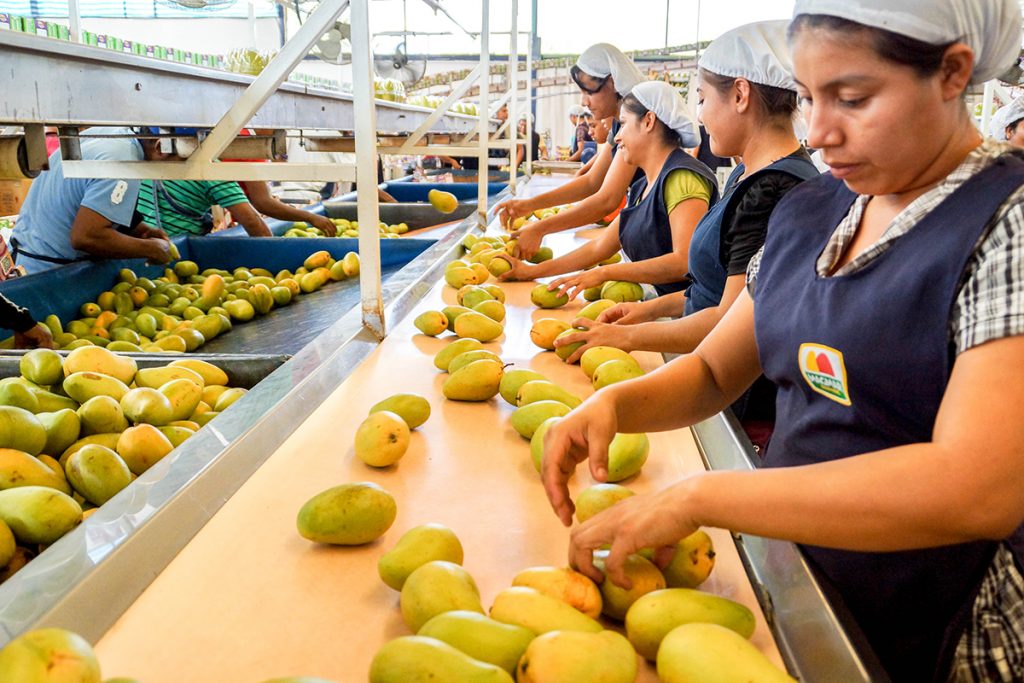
[754,154,1024,681]
[617,149,719,296]
[684,154,818,316]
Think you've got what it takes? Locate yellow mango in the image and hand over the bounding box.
[159,378,203,422]
[656,623,793,682]
[296,481,396,545]
[442,359,503,402]
[378,523,464,591]
[489,587,602,635]
[510,401,571,440]
[498,369,546,406]
[116,424,175,475]
[0,628,101,683]
[19,348,64,386]
[303,250,331,270]
[454,310,504,342]
[600,280,644,303]
[516,630,637,683]
[369,636,513,683]
[627,588,756,661]
[65,444,132,506]
[120,388,174,426]
[355,411,410,468]
[529,318,571,350]
[428,189,458,213]
[60,433,122,465]
[577,298,617,322]
[0,448,71,494]
[0,406,47,455]
[414,311,447,337]
[63,344,137,384]
[135,365,204,389]
[515,380,581,409]
[433,338,483,371]
[580,346,636,378]
[77,395,128,436]
[530,284,569,309]
[401,560,483,632]
[447,350,502,375]
[201,273,225,300]
[0,486,82,544]
[213,387,247,412]
[62,372,129,404]
[37,409,81,457]
[369,393,431,430]
[593,359,645,390]
[593,551,666,620]
[606,433,650,482]
[554,329,584,362]
[341,252,360,277]
[157,425,194,448]
[663,530,716,589]
[575,483,635,523]
[419,611,534,676]
[511,566,602,619]
[169,359,228,387]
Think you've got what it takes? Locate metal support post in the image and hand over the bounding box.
[507,0,518,194]
[477,0,490,226]
[350,0,384,339]
[398,64,483,154]
[525,31,533,175]
[68,0,81,43]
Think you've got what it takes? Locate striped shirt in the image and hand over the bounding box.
[136,180,249,236]
[747,140,1024,681]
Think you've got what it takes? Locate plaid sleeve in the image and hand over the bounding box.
[206,181,250,208]
[952,188,1024,354]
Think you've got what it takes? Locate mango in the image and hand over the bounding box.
[582,286,602,301]
[554,329,584,362]
[419,611,534,675]
[37,409,82,456]
[61,434,122,465]
[445,267,478,289]
[120,387,174,426]
[576,484,635,523]
[224,299,255,322]
[296,482,396,545]
[0,381,39,413]
[593,551,666,620]
[369,394,431,430]
[159,378,203,422]
[261,679,337,683]
[63,345,137,385]
[378,523,464,590]
[414,311,448,337]
[656,623,792,682]
[663,530,716,589]
[0,448,71,493]
[201,385,229,407]
[116,424,174,475]
[428,189,459,213]
[516,380,581,409]
[0,628,101,683]
[19,348,63,386]
[434,339,483,371]
[490,587,602,634]
[511,566,602,619]
[577,299,617,322]
[442,305,473,332]
[369,635,512,683]
[355,411,410,468]
[0,518,13,568]
[166,359,227,387]
[190,314,222,342]
[401,560,484,631]
[341,251,360,277]
[136,365,204,389]
[580,346,636,379]
[530,417,560,474]
[0,486,81,544]
[459,286,494,309]
[528,246,554,264]
[158,425,195,447]
[135,313,158,339]
[250,283,274,315]
[443,359,504,402]
[78,395,128,436]
[530,318,570,350]
[487,257,512,277]
[600,280,644,303]
[448,350,503,375]
[481,284,506,303]
[593,359,645,390]
[498,369,546,406]
[105,341,143,353]
[469,262,490,284]
[0,406,47,455]
[454,311,504,342]
[65,444,132,506]
[530,284,569,309]
[213,387,247,412]
[510,401,571,440]
[627,588,756,661]
[63,372,129,404]
[516,630,637,683]
[43,314,64,339]
[473,299,506,323]
[606,433,649,482]
[201,273,225,300]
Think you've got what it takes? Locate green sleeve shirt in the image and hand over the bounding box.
[136,180,250,236]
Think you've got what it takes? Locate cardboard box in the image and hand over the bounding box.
[0,180,32,217]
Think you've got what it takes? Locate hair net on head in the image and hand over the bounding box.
[792,0,1022,84]
[630,81,701,148]
[568,105,585,117]
[698,20,798,90]
[575,43,645,96]
[519,112,535,124]
[991,98,1024,139]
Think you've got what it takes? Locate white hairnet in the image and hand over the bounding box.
[575,43,645,97]
[631,81,701,148]
[698,21,797,91]
[991,98,1024,139]
[792,0,1022,84]
[568,105,585,117]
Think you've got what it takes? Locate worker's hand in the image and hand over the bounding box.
[496,198,530,231]
[132,223,168,241]
[15,323,54,350]
[513,224,545,261]
[548,267,606,301]
[568,481,701,588]
[493,254,538,282]
[378,188,398,204]
[541,392,618,527]
[144,237,172,265]
[310,214,337,237]
[598,300,660,326]
[555,318,635,365]
[451,160,462,170]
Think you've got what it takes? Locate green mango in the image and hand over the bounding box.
[378,523,464,590]
[461,287,495,309]
[296,482,396,545]
[120,387,174,426]
[414,311,448,337]
[498,369,546,406]
[628,588,756,661]
[158,425,195,448]
[0,486,82,544]
[515,380,581,409]
[606,433,650,482]
[369,393,431,430]
[575,483,635,523]
[419,611,535,675]
[554,329,584,363]
[0,628,100,683]
[0,518,13,568]
[442,305,473,332]
[656,623,793,682]
[510,401,571,440]
[0,406,47,455]
[65,444,132,506]
[580,346,636,379]
[434,338,484,371]
[593,359,645,390]
[77,395,129,436]
[582,286,603,301]
[600,281,644,303]
[530,417,562,474]
[454,311,504,342]
[369,636,513,683]
[577,299,617,322]
[400,560,484,632]
[61,433,122,466]
[33,390,79,414]
[19,348,63,386]
[0,381,39,413]
[530,284,568,309]
[472,299,506,323]
[527,246,554,264]
[516,630,637,683]
[36,409,82,457]
[447,350,503,375]
[592,551,666,620]
[443,359,503,402]
[489,587,602,634]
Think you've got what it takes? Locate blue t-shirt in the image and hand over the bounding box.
[12,127,143,273]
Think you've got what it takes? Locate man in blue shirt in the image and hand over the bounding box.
[12,127,173,274]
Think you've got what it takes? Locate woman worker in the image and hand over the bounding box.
[556,21,819,366]
[540,2,1024,681]
[495,43,646,259]
[495,81,717,299]
[993,97,1024,148]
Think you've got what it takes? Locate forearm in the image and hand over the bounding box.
[621,306,720,354]
[525,171,602,210]
[598,253,688,287]
[251,195,314,223]
[229,204,272,236]
[72,229,161,261]
[529,240,613,279]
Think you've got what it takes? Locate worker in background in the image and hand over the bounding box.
[577,115,611,172]
[498,81,716,299]
[568,104,585,156]
[567,110,595,162]
[0,294,53,348]
[993,98,1024,148]
[135,179,271,237]
[457,103,511,171]
[11,126,173,274]
[495,43,646,259]
[515,114,542,169]
[542,2,1024,680]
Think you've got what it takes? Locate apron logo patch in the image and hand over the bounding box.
[798,343,851,406]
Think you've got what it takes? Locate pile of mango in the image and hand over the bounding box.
[284,218,409,239]
[34,249,359,353]
[506,204,570,233]
[0,346,245,585]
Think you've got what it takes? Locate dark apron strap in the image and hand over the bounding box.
[10,238,81,266]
